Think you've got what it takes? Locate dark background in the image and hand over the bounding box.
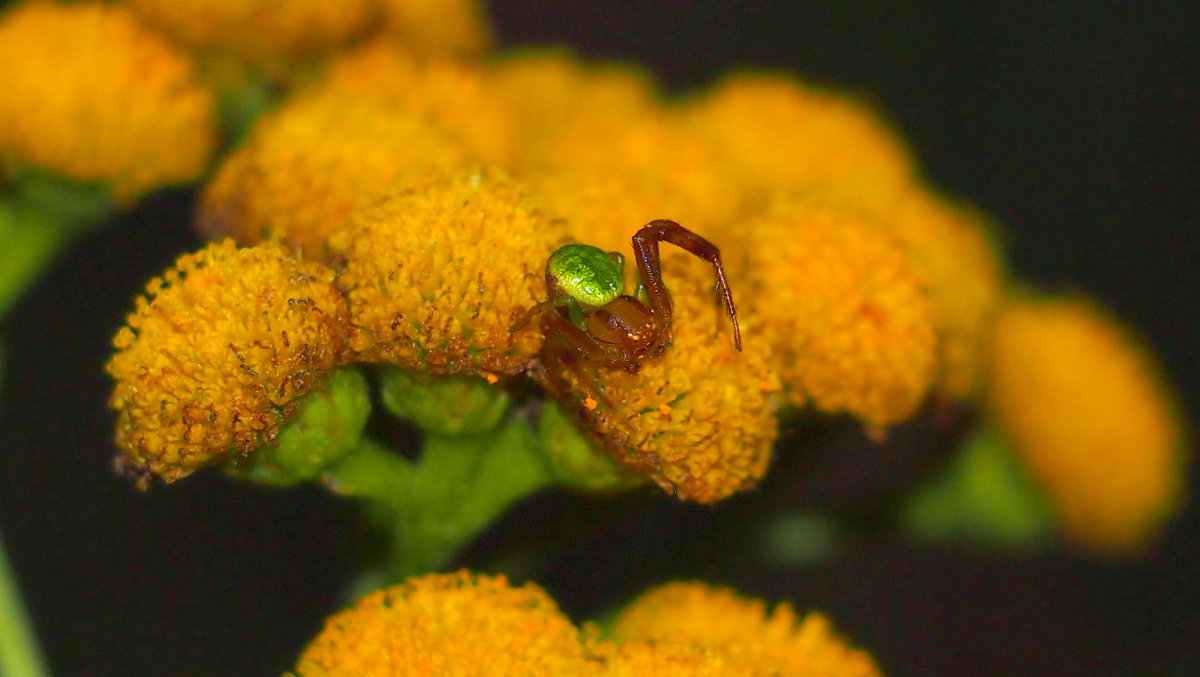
[1,1,1197,675]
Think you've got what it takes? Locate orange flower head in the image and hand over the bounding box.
[199,89,474,258]
[122,0,376,67]
[330,169,567,375]
[107,240,349,484]
[987,293,1188,554]
[293,571,587,676]
[320,41,516,165]
[741,194,938,429]
[611,582,882,677]
[0,1,216,202]
[547,254,780,504]
[683,71,915,196]
[380,0,493,57]
[801,183,1006,399]
[586,639,761,677]
[489,49,662,173]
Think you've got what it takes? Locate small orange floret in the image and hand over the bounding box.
[122,0,376,67]
[612,582,882,677]
[330,169,568,375]
[741,194,937,429]
[107,240,348,484]
[0,1,216,202]
[293,571,587,676]
[987,293,1188,555]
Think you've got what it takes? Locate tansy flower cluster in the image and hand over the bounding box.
[87,3,1184,553]
[291,571,880,677]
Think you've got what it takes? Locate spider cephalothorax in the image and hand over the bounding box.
[520,219,741,404]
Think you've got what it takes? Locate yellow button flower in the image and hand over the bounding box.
[107,240,349,485]
[380,0,493,57]
[741,194,938,429]
[320,40,516,165]
[547,258,780,504]
[586,639,761,677]
[330,169,567,375]
[0,1,216,202]
[987,294,1187,554]
[292,571,588,677]
[122,0,376,67]
[199,89,473,258]
[611,582,882,677]
[489,50,661,174]
[683,71,916,196]
[801,183,1006,399]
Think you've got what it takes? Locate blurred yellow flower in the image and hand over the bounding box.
[293,573,882,676]
[198,89,473,258]
[586,639,760,677]
[320,40,516,165]
[293,571,588,677]
[611,582,882,677]
[0,1,216,202]
[380,0,492,57]
[489,50,661,174]
[740,194,937,429]
[547,258,780,504]
[107,240,348,485]
[330,169,567,375]
[682,71,915,197]
[122,0,376,67]
[800,183,1006,399]
[987,293,1187,554]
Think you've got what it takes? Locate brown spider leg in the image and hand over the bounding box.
[539,310,643,372]
[511,301,557,340]
[539,342,618,411]
[631,219,743,352]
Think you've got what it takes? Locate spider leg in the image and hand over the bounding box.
[631,219,742,351]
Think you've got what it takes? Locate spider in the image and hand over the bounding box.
[519,219,741,405]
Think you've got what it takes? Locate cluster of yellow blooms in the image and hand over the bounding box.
[292,571,880,676]
[2,0,1181,542]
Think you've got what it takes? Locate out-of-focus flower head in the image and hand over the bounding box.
[548,257,780,504]
[489,49,662,174]
[739,193,937,430]
[682,70,916,198]
[585,638,760,677]
[198,88,473,258]
[611,582,882,676]
[493,51,741,237]
[122,0,377,68]
[987,293,1188,555]
[799,183,1006,399]
[319,40,516,165]
[0,1,217,203]
[330,169,567,375]
[107,239,348,485]
[380,0,493,57]
[292,571,587,676]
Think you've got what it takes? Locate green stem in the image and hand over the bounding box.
[0,175,113,318]
[0,202,71,317]
[324,418,552,580]
[0,531,49,677]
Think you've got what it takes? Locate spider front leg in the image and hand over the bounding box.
[631,219,742,352]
